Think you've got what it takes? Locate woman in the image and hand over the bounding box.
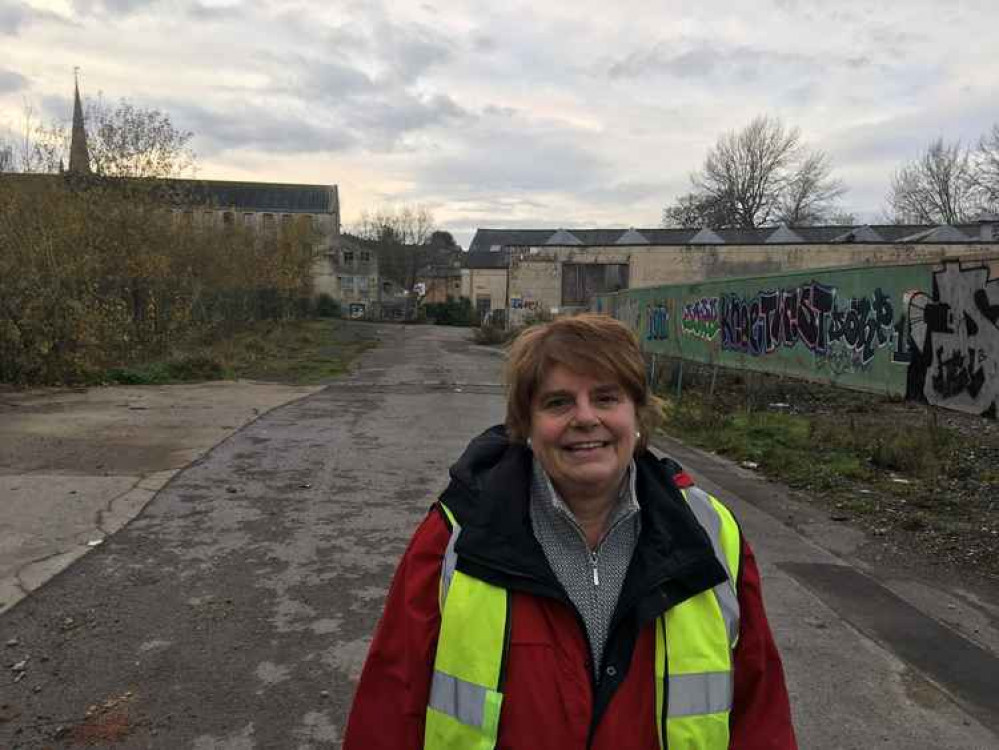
[344,313,796,749]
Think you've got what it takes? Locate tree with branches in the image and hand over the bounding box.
[662,115,845,228]
[0,96,195,178]
[886,138,979,224]
[972,124,999,212]
[354,205,439,290]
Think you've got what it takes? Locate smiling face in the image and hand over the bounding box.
[529,364,638,504]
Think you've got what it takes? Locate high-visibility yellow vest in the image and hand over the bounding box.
[425,487,741,750]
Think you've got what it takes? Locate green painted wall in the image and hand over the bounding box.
[593,263,936,396]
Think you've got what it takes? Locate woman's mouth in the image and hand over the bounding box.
[563,441,610,453]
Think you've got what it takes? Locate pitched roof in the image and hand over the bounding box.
[766,225,804,243]
[896,225,972,243]
[831,225,885,243]
[616,228,649,245]
[689,227,725,244]
[160,179,337,213]
[465,222,991,267]
[547,228,583,245]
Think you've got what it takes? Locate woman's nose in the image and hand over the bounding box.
[571,398,599,426]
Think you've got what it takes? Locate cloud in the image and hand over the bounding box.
[71,0,163,16]
[421,115,607,195]
[177,102,356,156]
[0,0,68,35]
[608,41,819,82]
[0,68,27,94]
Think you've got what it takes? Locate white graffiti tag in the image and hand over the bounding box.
[908,263,999,415]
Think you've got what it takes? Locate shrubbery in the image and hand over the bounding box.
[0,175,317,384]
[314,293,341,318]
[424,296,474,326]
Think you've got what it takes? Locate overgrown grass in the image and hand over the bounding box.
[96,319,378,386]
[652,361,998,578]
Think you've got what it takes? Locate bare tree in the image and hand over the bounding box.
[0,140,13,172]
[775,151,846,226]
[663,115,846,228]
[661,192,733,228]
[887,138,976,224]
[972,124,999,212]
[3,96,195,178]
[355,205,438,289]
[85,95,195,178]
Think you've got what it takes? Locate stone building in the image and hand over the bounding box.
[467,224,999,327]
[58,79,343,300]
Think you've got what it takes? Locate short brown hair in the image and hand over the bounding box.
[504,313,659,451]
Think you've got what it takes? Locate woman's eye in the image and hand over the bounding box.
[544,397,570,410]
[596,393,620,405]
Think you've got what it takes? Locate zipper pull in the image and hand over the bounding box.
[591,551,600,586]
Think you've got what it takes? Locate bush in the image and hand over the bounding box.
[425,296,475,326]
[314,293,340,318]
[472,323,511,345]
[0,175,316,384]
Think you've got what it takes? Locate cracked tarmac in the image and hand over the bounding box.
[0,322,995,749]
[0,381,323,614]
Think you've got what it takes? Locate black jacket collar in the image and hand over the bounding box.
[439,425,727,616]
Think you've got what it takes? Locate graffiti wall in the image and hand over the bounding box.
[593,259,999,416]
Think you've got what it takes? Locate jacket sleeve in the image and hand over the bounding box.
[729,536,798,750]
[342,507,450,750]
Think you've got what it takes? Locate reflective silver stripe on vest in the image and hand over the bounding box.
[683,488,740,647]
[429,669,487,728]
[440,517,461,606]
[667,671,734,718]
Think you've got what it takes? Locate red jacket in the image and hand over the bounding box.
[345,428,796,749]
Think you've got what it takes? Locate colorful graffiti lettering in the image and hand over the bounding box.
[511,298,542,310]
[720,284,896,367]
[681,297,720,341]
[906,262,999,416]
[646,303,671,341]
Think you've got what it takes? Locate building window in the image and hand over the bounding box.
[281,214,293,227]
[340,275,354,292]
[360,251,370,262]
[358,276,369,292]
[243,213,255,227]
[343,251,354,264]
[223,212,235,227]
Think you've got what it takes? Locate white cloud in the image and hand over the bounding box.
[1,0,997,246]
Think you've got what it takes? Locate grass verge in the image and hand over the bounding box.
[101,319,379,386]
[656,365,998,579]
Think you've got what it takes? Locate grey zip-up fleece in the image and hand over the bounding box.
[529,457,641,677]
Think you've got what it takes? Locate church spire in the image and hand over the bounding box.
[68,68,91,174]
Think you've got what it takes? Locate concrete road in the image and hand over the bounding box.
[0,323,996,748]
[0,381,323,614]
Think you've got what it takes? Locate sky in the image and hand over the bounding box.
[1,0,997,248]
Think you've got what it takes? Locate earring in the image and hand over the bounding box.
[635,431,641,439]
[526,437,533,448]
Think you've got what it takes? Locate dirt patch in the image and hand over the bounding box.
[71,692,136,745]
[655,361,999,582]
